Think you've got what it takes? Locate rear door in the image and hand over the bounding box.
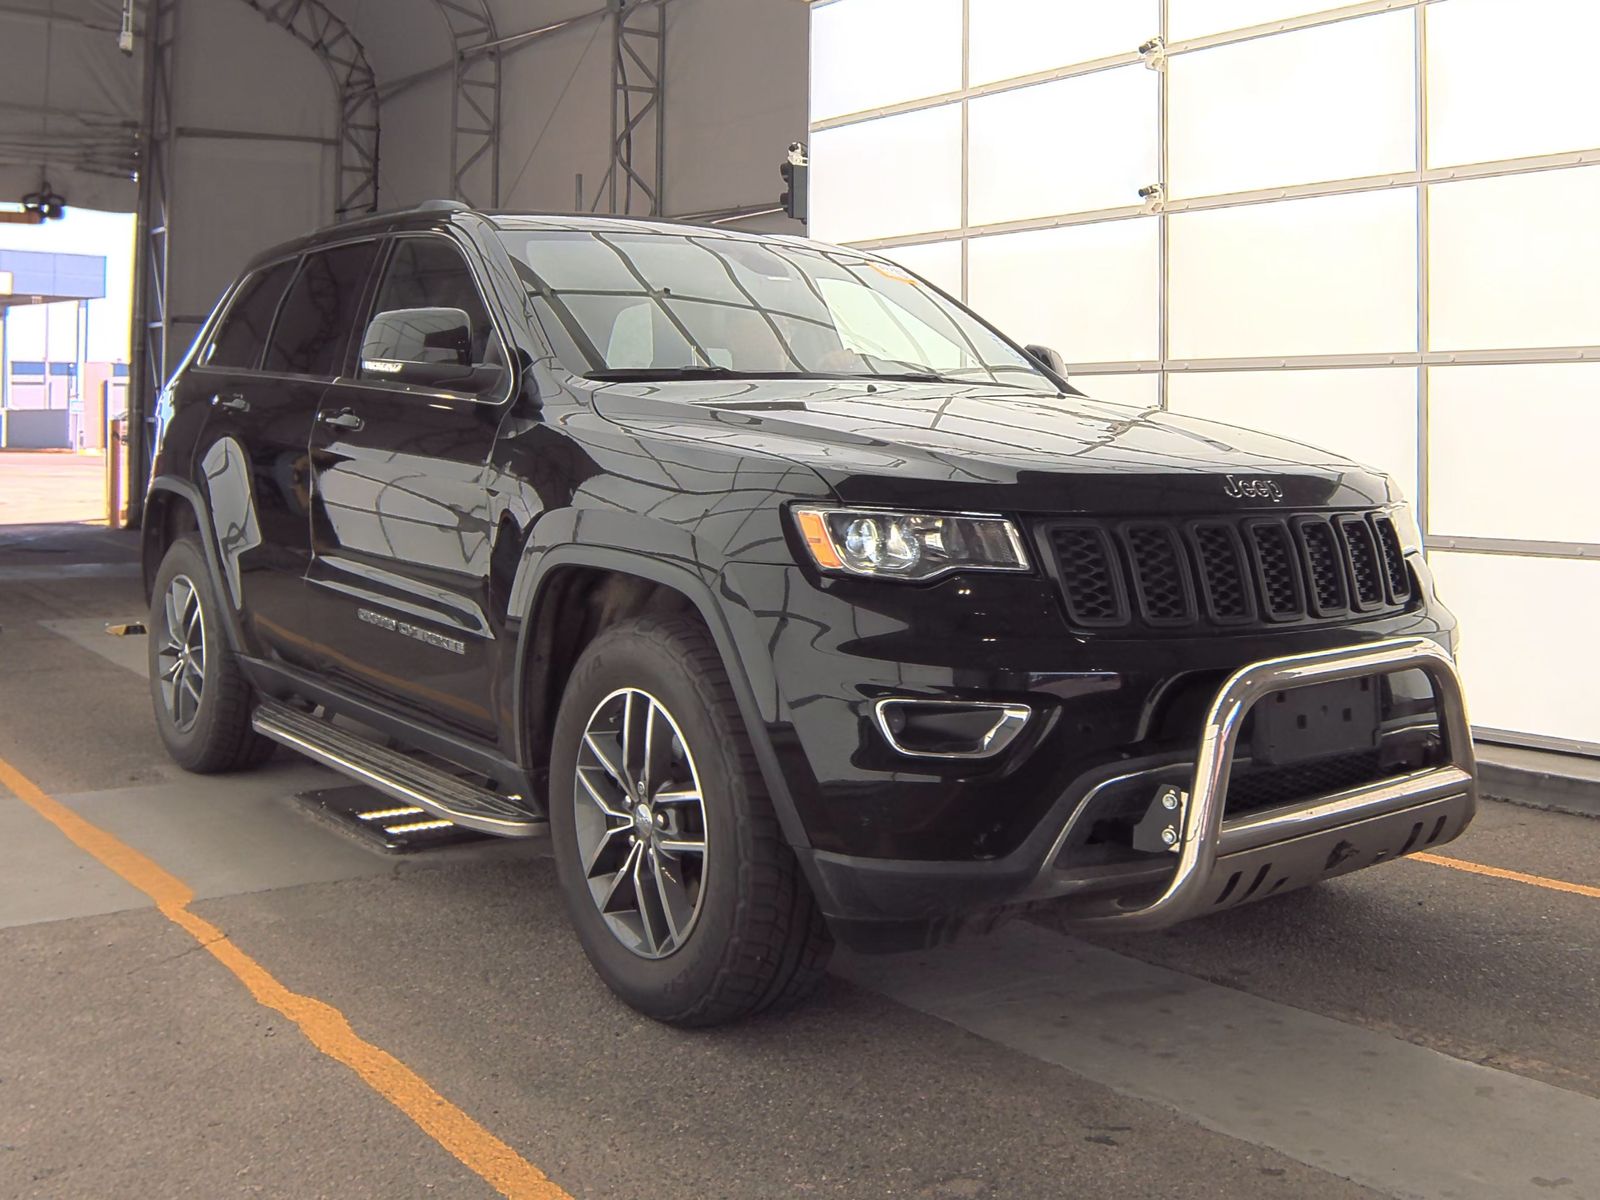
[305,233,512,737]
[184,256,308,661]
[192,240,380,665]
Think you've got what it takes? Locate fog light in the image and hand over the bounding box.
[873,699,1031,760]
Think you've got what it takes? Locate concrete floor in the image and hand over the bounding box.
[0,451,108,527]
[3,523,1599,1200]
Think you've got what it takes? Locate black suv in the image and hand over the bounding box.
[143,202,1476,1025]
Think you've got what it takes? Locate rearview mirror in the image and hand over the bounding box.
[360,307,503,394]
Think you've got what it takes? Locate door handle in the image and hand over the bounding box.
[320,409,364,431]
[211,393,249,412]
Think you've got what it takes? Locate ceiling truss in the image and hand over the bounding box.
[603,0,666,216]
[238,0,380,219]
[433,0,502,208]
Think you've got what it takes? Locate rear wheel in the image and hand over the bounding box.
[548,615,832,1026]
[148,534,274,773]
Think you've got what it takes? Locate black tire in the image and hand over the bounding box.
[147,534,274,773]
[548,615,832,1026]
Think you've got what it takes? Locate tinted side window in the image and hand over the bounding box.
[360,238,503,383]
[264,241,379,378]
[206,261,295,369]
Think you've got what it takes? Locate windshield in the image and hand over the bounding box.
[496,226,1054,390]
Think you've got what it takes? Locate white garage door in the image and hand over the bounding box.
[808,0,1600,755]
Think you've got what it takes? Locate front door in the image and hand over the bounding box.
[306,233,512,738]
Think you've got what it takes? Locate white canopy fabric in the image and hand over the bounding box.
[0,0,142,212]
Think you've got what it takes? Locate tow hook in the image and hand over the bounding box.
[1133,785,1187,854]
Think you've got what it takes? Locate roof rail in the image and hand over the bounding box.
[416,199,473,213]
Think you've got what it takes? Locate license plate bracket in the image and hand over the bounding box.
[1252,676,1380,766]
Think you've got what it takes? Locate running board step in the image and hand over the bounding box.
[252,699,545,838]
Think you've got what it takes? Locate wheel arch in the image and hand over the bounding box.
[513,545,811,851]
[142,478,247,653]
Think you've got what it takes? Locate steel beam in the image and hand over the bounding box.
[600,0,668,216]
[668,203,784,225]
[1063,346,1600,375]
[433,0,502,208]
[379,7,610,102]
[126,0,177,526]
[843,146,1600,255]
[1425,536,1600,563]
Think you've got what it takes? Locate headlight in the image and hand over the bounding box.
[792,507,1030,581]
[1390,500,1424,555]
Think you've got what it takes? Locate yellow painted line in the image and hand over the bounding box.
[0,754,571,1200]
[1412,851,1600,901]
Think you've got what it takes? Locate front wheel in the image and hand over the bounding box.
[548,615,832,1026]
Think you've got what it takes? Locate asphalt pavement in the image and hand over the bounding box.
[3,523,1597,1200]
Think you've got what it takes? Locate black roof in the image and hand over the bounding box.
[242,202,821,273]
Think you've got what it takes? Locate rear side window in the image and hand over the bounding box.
[264,241,379,378]
[206,261,295,369]
[361,238,503,380]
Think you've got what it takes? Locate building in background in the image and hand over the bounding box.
[807,0,1600,754]
[0,247,127,449]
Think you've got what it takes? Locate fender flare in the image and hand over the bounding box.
[512,543,811,851]
[144,476,250,656]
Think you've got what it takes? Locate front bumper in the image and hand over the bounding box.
[802,637,1476,950]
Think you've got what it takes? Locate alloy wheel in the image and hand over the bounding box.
[573,687,709,959]
[156,574,207,732]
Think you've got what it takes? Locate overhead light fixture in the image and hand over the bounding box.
[21,183,67,222]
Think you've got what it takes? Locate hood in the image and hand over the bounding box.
[590,378,1393,515]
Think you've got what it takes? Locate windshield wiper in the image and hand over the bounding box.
[864,371,945,383]
[584,365,1047,392]
[860,371,1040,391]
[585,366,742,381]
[853,353,1036,391]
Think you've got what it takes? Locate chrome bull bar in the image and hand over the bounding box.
[1065,637,1476,930]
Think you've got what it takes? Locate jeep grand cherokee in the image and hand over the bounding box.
[141,202,1476,1025]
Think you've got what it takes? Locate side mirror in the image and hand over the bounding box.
[1023,343,1086,397]
[360,307,503,393]
[1024,343,1069,378]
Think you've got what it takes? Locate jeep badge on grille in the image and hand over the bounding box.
[1222,475,1285,503]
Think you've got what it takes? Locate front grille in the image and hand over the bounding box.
[1336,514,1386,610]
[1373,517,1414,605]
[1296,517,1347,615]
[1042,511,1415,634]
[1248,521,1305,620]
[1049,525,1128,626]
[1125,524,1195,625]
